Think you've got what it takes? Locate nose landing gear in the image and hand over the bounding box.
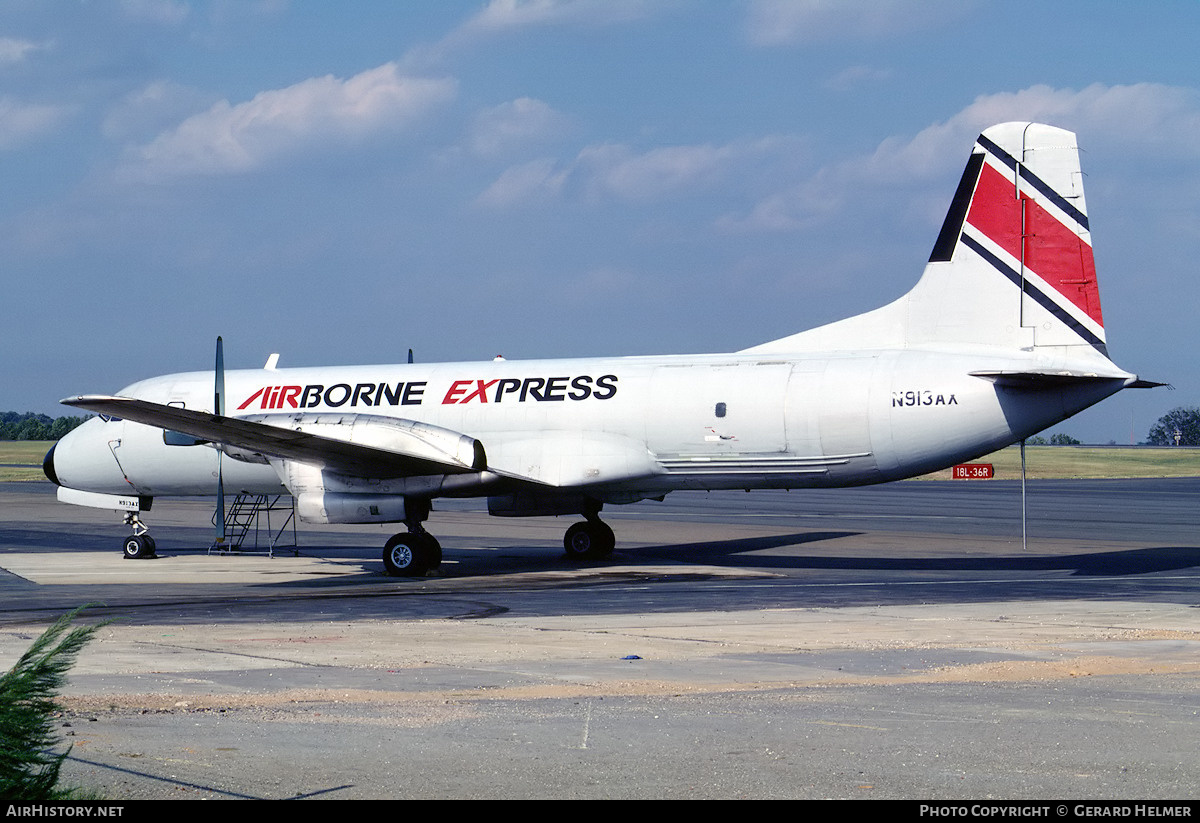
[121,512,157,559]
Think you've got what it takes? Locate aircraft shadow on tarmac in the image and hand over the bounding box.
[273,530,1200,582]
[630,532,1200,577]
[6,524,1197,585]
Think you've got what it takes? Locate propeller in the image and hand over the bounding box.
[213,336,227,545]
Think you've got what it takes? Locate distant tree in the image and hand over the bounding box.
[1026,436,1048,445]
[47,417,87,440]
[1049,433,1081,445]
[1147,407,1200,446]
[0,413,87,441]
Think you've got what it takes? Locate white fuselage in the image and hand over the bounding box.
[50,345,1123,506]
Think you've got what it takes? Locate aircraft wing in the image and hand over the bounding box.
[62,395,486,479]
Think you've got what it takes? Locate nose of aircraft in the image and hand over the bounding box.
[43,416,130,493]
[42,443,59,485]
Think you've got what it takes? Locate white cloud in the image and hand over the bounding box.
[410,0,662,66]
[0,36,46,65]
[579,142,743,201]
[467,97,571,158]
[462,0,657,34]
[102,80,220,142]
[122,63,457,180]
[726,83,1200,232]
[825,64,893,92]
[118,0,190,25]
[0,96,69,150]
[746,0,970,45]
[478,136,800,207]
[475,158,568,207]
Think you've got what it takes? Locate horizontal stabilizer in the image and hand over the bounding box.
[968,369,1152,389]
[62,395,485,479]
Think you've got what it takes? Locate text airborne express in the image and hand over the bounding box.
[237,375,619,410]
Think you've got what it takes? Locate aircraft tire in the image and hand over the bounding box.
[382,533,430,577]
[122,534,154,560]
[563,521,615,560]
[419,533,442,570]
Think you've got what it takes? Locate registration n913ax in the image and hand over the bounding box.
[44,123,1158,575]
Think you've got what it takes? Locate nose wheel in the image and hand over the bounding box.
[121,513,157,559]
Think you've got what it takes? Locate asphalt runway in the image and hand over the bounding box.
[1,478,1198,800]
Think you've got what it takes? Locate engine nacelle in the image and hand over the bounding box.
[295,491,408,524]
[237,412,486,474]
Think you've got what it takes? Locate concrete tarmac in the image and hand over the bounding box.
[1,479,1198,800]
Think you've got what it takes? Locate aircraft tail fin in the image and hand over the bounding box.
[746,122,1109,356]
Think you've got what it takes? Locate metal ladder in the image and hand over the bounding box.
[210,493,298,557]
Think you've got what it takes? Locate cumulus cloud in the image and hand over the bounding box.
[475,158,568,207]
[467,97,572,158]
[0,36,46,65]
[579,142,749,201]
[461,0,657,34]
[410,0,662,66]
[102,80,221,142]
[477,136,800,207]
[0,97,70,150]
[118,0,190,25]
[745,0,970,45]
[726,83,1200,232]
[122,63,457,181]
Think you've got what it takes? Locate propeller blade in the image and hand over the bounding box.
[214,466,226,543]
[213,336,227,544]
[214,335,226,416]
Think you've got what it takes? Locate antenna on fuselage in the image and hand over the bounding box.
[1020,438,1027,552]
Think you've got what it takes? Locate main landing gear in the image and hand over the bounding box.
[381,498,441,577]
[382,528,442,577]
[563,518,615,560]
[121,512,157,560]
[380,498,618,576]
[563,501,615,560]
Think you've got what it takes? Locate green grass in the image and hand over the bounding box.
[0,441,52,482]
[5,440,1200,483]
[922,445,1200,480]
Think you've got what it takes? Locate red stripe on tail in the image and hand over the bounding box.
[966,161,1103,328]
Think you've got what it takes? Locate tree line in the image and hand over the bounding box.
[0,412,88,441]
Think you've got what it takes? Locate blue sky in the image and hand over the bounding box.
[3,0,1198,444]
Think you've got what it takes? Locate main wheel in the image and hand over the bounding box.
[421,534,443,571]
[563,521,615,560]
[122,534,153,560]
[382,533,430,577]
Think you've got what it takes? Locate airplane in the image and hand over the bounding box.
[43,122,1160,576]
